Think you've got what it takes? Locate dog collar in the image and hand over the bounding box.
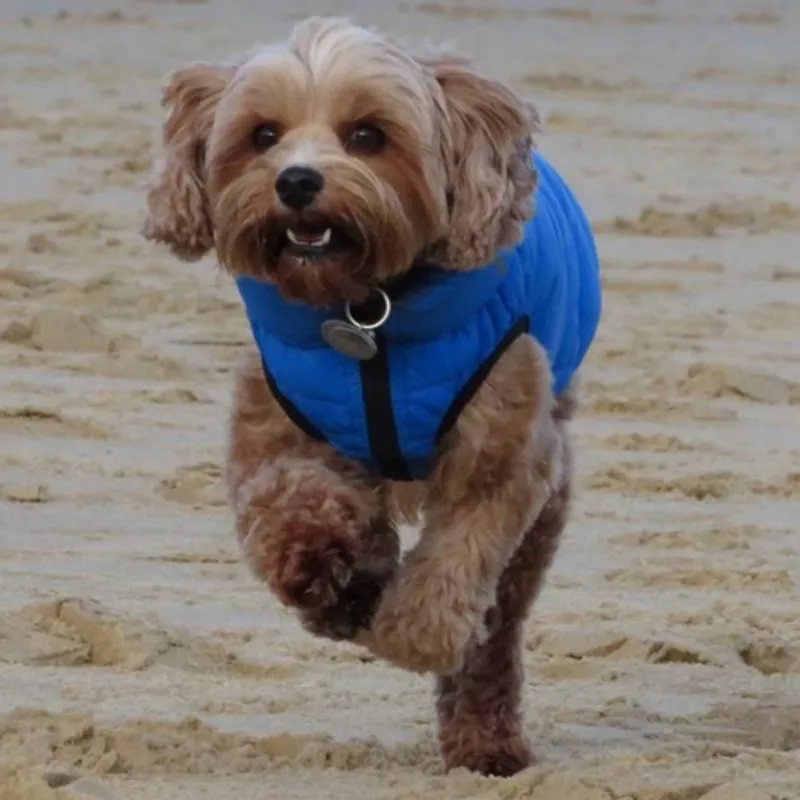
[235,260,506,350]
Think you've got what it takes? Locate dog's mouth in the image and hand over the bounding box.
[248,214,384,304]
[263,218,357,264]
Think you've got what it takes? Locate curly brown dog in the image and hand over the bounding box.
[142,16,602,777]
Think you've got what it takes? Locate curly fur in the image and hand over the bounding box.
[142,62,234,260]
[420,53,540,269]
[142,16,577,777]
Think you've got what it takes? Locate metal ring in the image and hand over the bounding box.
[345,288,392,331]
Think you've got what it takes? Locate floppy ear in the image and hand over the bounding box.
[421,54,539,269]
[142,63,233,261]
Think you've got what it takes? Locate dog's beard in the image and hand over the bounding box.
[213,177,423,308]
[255,211,373,307]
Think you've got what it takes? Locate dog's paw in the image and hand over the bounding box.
[443,731,534,777]
[271,523,356,612]
[361,600,482,676]
[299,568,388,641]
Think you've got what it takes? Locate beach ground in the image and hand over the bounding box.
[1,1,800,798]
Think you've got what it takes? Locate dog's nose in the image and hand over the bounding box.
[275,166,324,209]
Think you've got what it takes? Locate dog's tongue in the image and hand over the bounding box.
[287,227,331,247]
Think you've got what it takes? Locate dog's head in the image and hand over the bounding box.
[143,17,537,307]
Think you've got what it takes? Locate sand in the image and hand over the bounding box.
[1,0,800,798]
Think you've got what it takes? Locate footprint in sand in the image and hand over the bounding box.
[0,407,109,439]
[586,463,800,500]
[155,462,226,509]
[598,199,800,237]
[0,598,284,677]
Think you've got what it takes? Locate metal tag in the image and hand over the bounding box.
[321,319,378,360]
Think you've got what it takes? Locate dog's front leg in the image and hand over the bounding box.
[361,335,558,675]
[228,353,399,640]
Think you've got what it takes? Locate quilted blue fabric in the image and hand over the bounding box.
[235,151,602,478]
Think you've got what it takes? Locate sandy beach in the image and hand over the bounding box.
[2,0,800,797]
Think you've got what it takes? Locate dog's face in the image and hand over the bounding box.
[143,17,537,307]
[206,22,447,306]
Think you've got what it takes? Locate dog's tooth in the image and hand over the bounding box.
[287,227,332,248]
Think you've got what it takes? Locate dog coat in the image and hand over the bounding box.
[235,152,602,481]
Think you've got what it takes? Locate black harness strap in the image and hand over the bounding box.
[436,316,531,442]
[358,331,414,482]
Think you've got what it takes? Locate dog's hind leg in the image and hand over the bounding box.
[435,400,573,777]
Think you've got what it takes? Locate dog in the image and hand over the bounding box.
[142,16,602,777]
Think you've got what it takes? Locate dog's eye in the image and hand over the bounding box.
[251,123,280,153]
[347,124,386,155]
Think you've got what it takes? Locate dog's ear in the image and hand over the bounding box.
[142,63,233,261]
[421,54,539,269]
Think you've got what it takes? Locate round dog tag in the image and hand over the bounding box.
[320,288,392,361]
[321,319,378,360]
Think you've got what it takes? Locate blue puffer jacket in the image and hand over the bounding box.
[235,152,602,481]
